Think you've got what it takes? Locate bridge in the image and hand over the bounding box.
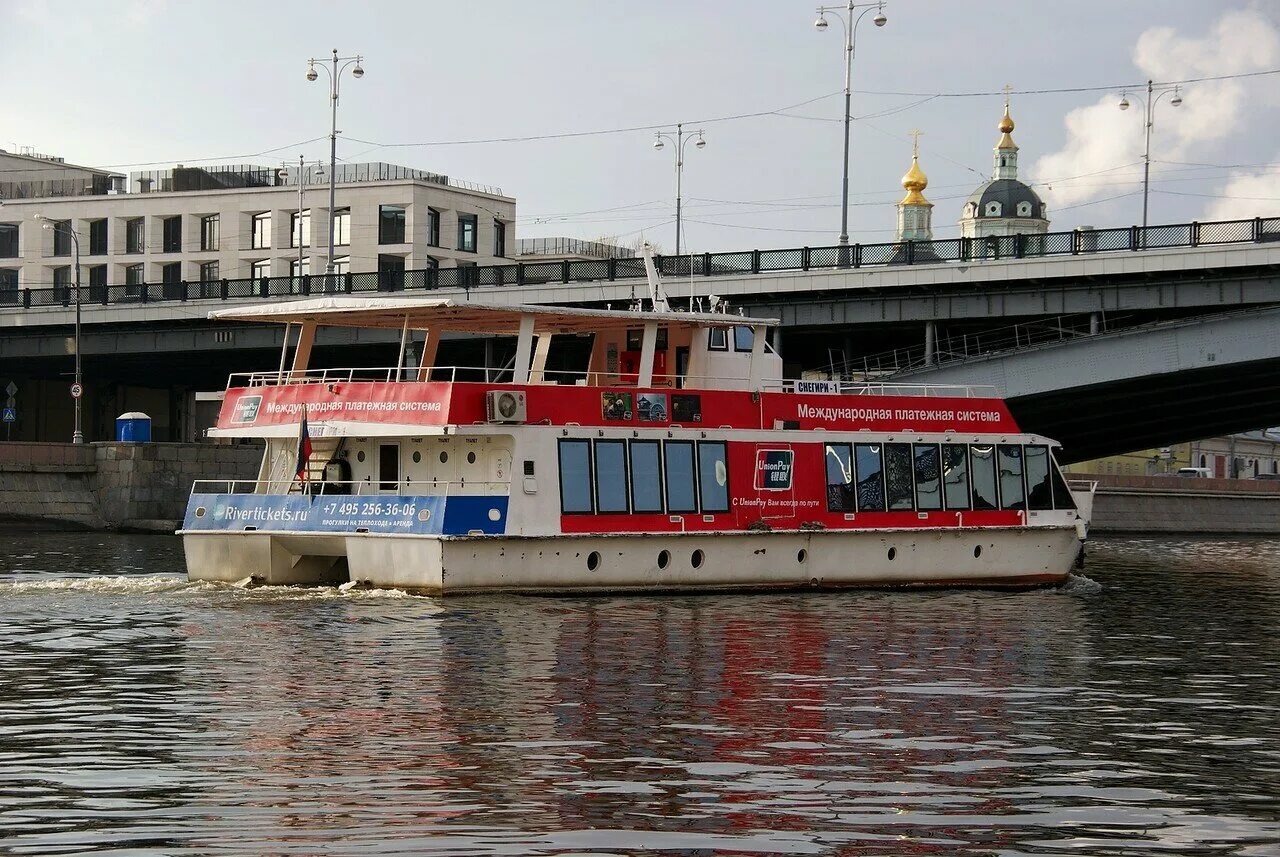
[2,215,1280,447]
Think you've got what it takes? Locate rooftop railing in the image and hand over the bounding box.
[4,215,1278,312]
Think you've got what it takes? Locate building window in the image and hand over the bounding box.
[0,268,18,303]
[290,258,310,278]
[53,266,71,300]
[594,440,629,513]
[1017,201,1032,217]
[161,262,181,283]
[378,205,406,244]
[332,256,350,275]
[87,265,107,287]
[985,201,1001,217]
[124,263,145,287]
[200,215,219,251]
[0,224,17,258]
[52,221,72,256]
[333,208,350,246]
[457,213,477,252]
[377,253,405,290]
[629,441,663,513]
[427,208,440,246]
[251,212,271,250]
[199,261,219,282]
[697,442,729,513]
[558,439,593,514]
[89,219,108,255]
[162,216,182,253]
[494,219,506,257]
[251,259,270,281]
[125,218,145,254]
[290,209,311,248]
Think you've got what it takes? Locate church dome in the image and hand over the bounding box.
[963,178,1046,221]
[900,156,929,205]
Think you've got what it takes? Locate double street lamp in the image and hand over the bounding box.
[1118,79,1183,229]
[814,1,887,256]
[32,214,83,444]
[652,123,706,259]
[306,49,364,276]
[278,156,325,286]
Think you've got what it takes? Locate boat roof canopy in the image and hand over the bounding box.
[208,297,779,334]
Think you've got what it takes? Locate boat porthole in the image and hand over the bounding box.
[439,451,449,464]
[488,508,501,522]
[587,551,601,571]
[797,548,807,564]
[691,549,705,569]
[887,547,897,561]
[195,506,206,519]
[412,451,421,463]
[974,545,982,558]
[467,451,477,464]
[658,549,671,570]
[356,450,365,463]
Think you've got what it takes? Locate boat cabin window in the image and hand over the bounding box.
[998,444,1026,510]
[708,327,729,351]
[558,440,593,514]
[626,327,668,351]
[1050,452,1077,510]
[825,444,855,512]
[664,441,698,513]
[594,440,629,513]
[697,442,730,513]
[884,444,915,511]
[913,444,943,511]
[1024,445,1054,511]
[942,444,971,510]
[854,444,886,512]
[629,441,663,513]
[970,446,999,510]
[733,325,754,353]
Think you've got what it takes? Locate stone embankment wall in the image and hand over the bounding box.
[0,442,261,530]
[1079,473,1280,535]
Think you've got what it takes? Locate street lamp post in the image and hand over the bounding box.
[34,215,83,444]
[278,157,325,287]
[652,124,706,260]
[814,1,887,261]
[306,49,364,278]
[1118,79,1183,230]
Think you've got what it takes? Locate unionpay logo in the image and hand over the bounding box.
[755,449,794,491]
[230,395,262,424]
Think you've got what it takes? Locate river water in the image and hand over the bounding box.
[1,533,1278,856]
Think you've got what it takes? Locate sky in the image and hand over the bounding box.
[4,0,1280,254]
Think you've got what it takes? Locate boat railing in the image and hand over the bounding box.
[227,367,998,399]
[190,479,510,497]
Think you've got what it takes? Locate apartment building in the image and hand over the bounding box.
[0,152,516,298]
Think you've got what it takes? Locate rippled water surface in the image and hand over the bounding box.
[1,533,1279,855]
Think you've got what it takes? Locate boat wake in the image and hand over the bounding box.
[0,574,416,601]
[1059,571,1103,596]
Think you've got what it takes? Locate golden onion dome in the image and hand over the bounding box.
[996,104,1017,150]
[899,155,930,206]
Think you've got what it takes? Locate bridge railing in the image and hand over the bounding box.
[3,215,1278,311]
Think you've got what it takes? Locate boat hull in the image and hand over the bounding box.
[183,525,1082,595]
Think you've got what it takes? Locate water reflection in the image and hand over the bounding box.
[0,534,1278,854]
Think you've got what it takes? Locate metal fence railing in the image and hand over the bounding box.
[3,215,1278,312]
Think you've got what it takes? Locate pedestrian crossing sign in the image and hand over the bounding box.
[1,407,15,423]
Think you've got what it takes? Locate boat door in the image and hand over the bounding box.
[377,442,401,494]
[675,346,690,389]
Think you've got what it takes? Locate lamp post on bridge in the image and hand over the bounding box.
[33,214,83,444]
[651,123,706,260]
[1118,80,1183,231]
[306,49,364,278]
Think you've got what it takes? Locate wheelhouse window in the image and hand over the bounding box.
[251,212,271,249]
[970,445,999,510]
[884,443,914,511]
[558,439,593,514]
[664,440,698,513]
[629,441,663,513]
[942,444,970,510]
[379,205,406,244]
[913,444,942,511]
[626,327,668,351]
[708,327,728,351]
[457,213,477,252]
[733,325,754,352]
[1024,445,1054,511]
[854,443,885,512]
[825,443,854,512]
[594,440,629,513]
[1050,452,1077,509]
[125,217,144,254]
[162,216,182,253]
[697,442,729,513]
[998,444,1026,510]
[89,219,108,255]
[0,223,18,258]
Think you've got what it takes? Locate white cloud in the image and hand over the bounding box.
[1202,155,1280,221]
[1031,8,1280,212]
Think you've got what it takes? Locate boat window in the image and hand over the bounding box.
[697,442,730,513]
[629,441,663,513]
[708,327,728,351]
[998,444,1026,510]
[913,444,942,511]
[1050,451,1077,510]
[558,439,593,514]
[884,443,915,511]
[854,443,886,512]
[942,444,970,510]
[970,445,998,510]
[626,327,669,351]
[664,441,698,513]
[733,325,754,352]
[825,443,854,512]
[1024,445,1054,511]
[594,440,629,513]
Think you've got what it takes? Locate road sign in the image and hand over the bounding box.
[1,407,15,423]
[70,383,83,399]
[4,382,16,397]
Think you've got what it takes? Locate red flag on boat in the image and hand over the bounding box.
[295,411,313,483]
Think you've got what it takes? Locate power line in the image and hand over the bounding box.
[849,67,1280,98]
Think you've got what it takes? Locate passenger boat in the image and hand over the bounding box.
[182,288,1094,594]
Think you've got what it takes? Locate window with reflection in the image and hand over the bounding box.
[199,215,219,252]
[970,445,998,510]
[379,205,406,244]
[457,213,477,252]
[997,444,1026,510]
[942,444,970,510]
[1050,451,1077,509]
[333,208,351,246]
[825,443,854,512]
[594,440,628,513]
[427,208,440,246]
[664,441,697,513]
[629,441,663,513]
[697,442,729,513]
[855,443,885,511]
[913,444,942,511]
[884,443,914,510]
[733,325,754,352]
[708,327,728,351]
[251,212,271,249]
[125,218,145,254]
[0,223,18,258]
[290,209,311,249]
[558,439,592,514]
[1024,445,1053,511]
